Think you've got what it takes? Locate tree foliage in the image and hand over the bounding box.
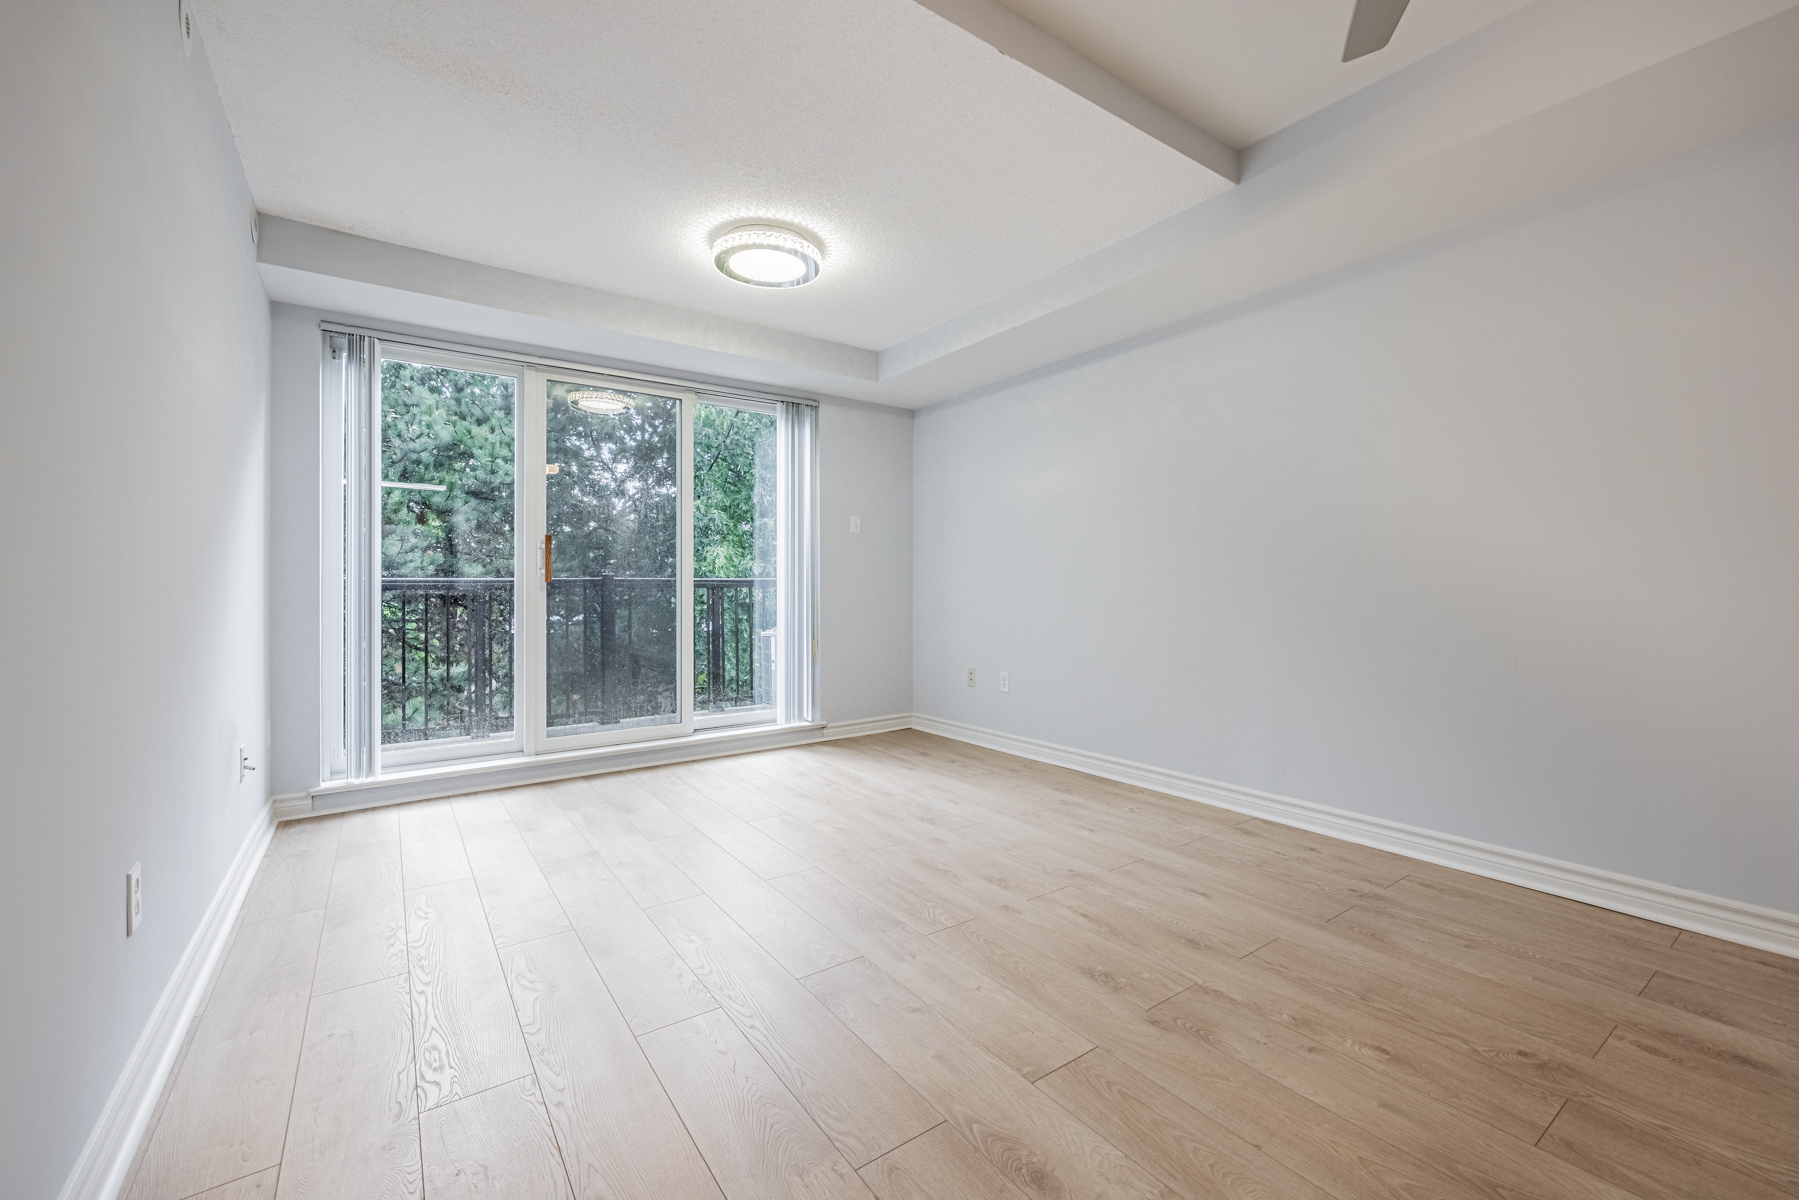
[378,366,774,582]
[545,382,678,577]
[693,404,775,579]
[379,361,515,578]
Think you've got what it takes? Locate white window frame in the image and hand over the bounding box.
[319,324,819,785]
[319,332,357,784]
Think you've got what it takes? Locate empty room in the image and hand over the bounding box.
[6,1,1799,1198]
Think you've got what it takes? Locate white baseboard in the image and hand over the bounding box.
[911,714,1799,960]
[57,805,278,1200]
[271,793,313,821]
[270,706,1799,959]
[289,713,916,820]
[813,712,920,740]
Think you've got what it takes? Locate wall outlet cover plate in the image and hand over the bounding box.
[126,863,142,936]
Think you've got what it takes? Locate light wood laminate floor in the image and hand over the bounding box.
[122,731,1799,1200]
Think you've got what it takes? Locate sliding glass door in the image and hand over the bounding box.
[323,330,814,782]
[524,370,694,750]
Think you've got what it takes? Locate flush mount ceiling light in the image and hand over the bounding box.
[567,388,636,415]
[713,224,821,288]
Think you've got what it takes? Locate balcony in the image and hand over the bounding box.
[380,576,773,745]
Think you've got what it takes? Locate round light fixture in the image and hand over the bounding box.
[713,224,821,288]
[567,388,636,415]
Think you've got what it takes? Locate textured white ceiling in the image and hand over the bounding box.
[257,0,1799,407]
[211,0,1797,406]
[195,0,1228,350]
[991,0,1538,148]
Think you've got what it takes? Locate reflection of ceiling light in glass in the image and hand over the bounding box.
[568,389,636,415]
[713,224,821,287]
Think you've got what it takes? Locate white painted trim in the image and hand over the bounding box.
[56,806,278,1200]
[912,714,1799,960]
[272,793,314,821]
[286,703,1799,957]
[693,706,779,733]
[289,713,914,819]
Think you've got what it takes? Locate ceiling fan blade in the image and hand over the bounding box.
[1342,0,1411,61]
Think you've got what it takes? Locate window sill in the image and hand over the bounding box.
[293,717,869,818]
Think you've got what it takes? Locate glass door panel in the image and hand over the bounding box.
[539,376,690,744]
[694,401,778,725]
[378,354,520,762]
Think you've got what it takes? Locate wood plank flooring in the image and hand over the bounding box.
[121,731,1799,1200]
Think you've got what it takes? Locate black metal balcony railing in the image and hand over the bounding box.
[380,576,772,745]
[381,578,514,745]
[545,575,678,730]
[696,576,776,711]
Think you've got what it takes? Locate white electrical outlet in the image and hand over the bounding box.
[238,745,256,785]
[966,668,976,688]
[1000,671,1009,693]
[850,515,861,534]
[126,863,142,936]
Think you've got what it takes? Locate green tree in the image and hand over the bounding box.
[378,361,518,742]
[693,404,776,708]
[693,404,775,579]
[545,384,678,577]
[380,361,515,578]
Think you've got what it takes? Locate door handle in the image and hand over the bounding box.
[543,534,553,583]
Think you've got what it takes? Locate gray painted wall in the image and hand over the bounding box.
[267,307,914,799]
[0,3,271,1194]
[819,397,915,723]
[914,120,1799,914]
